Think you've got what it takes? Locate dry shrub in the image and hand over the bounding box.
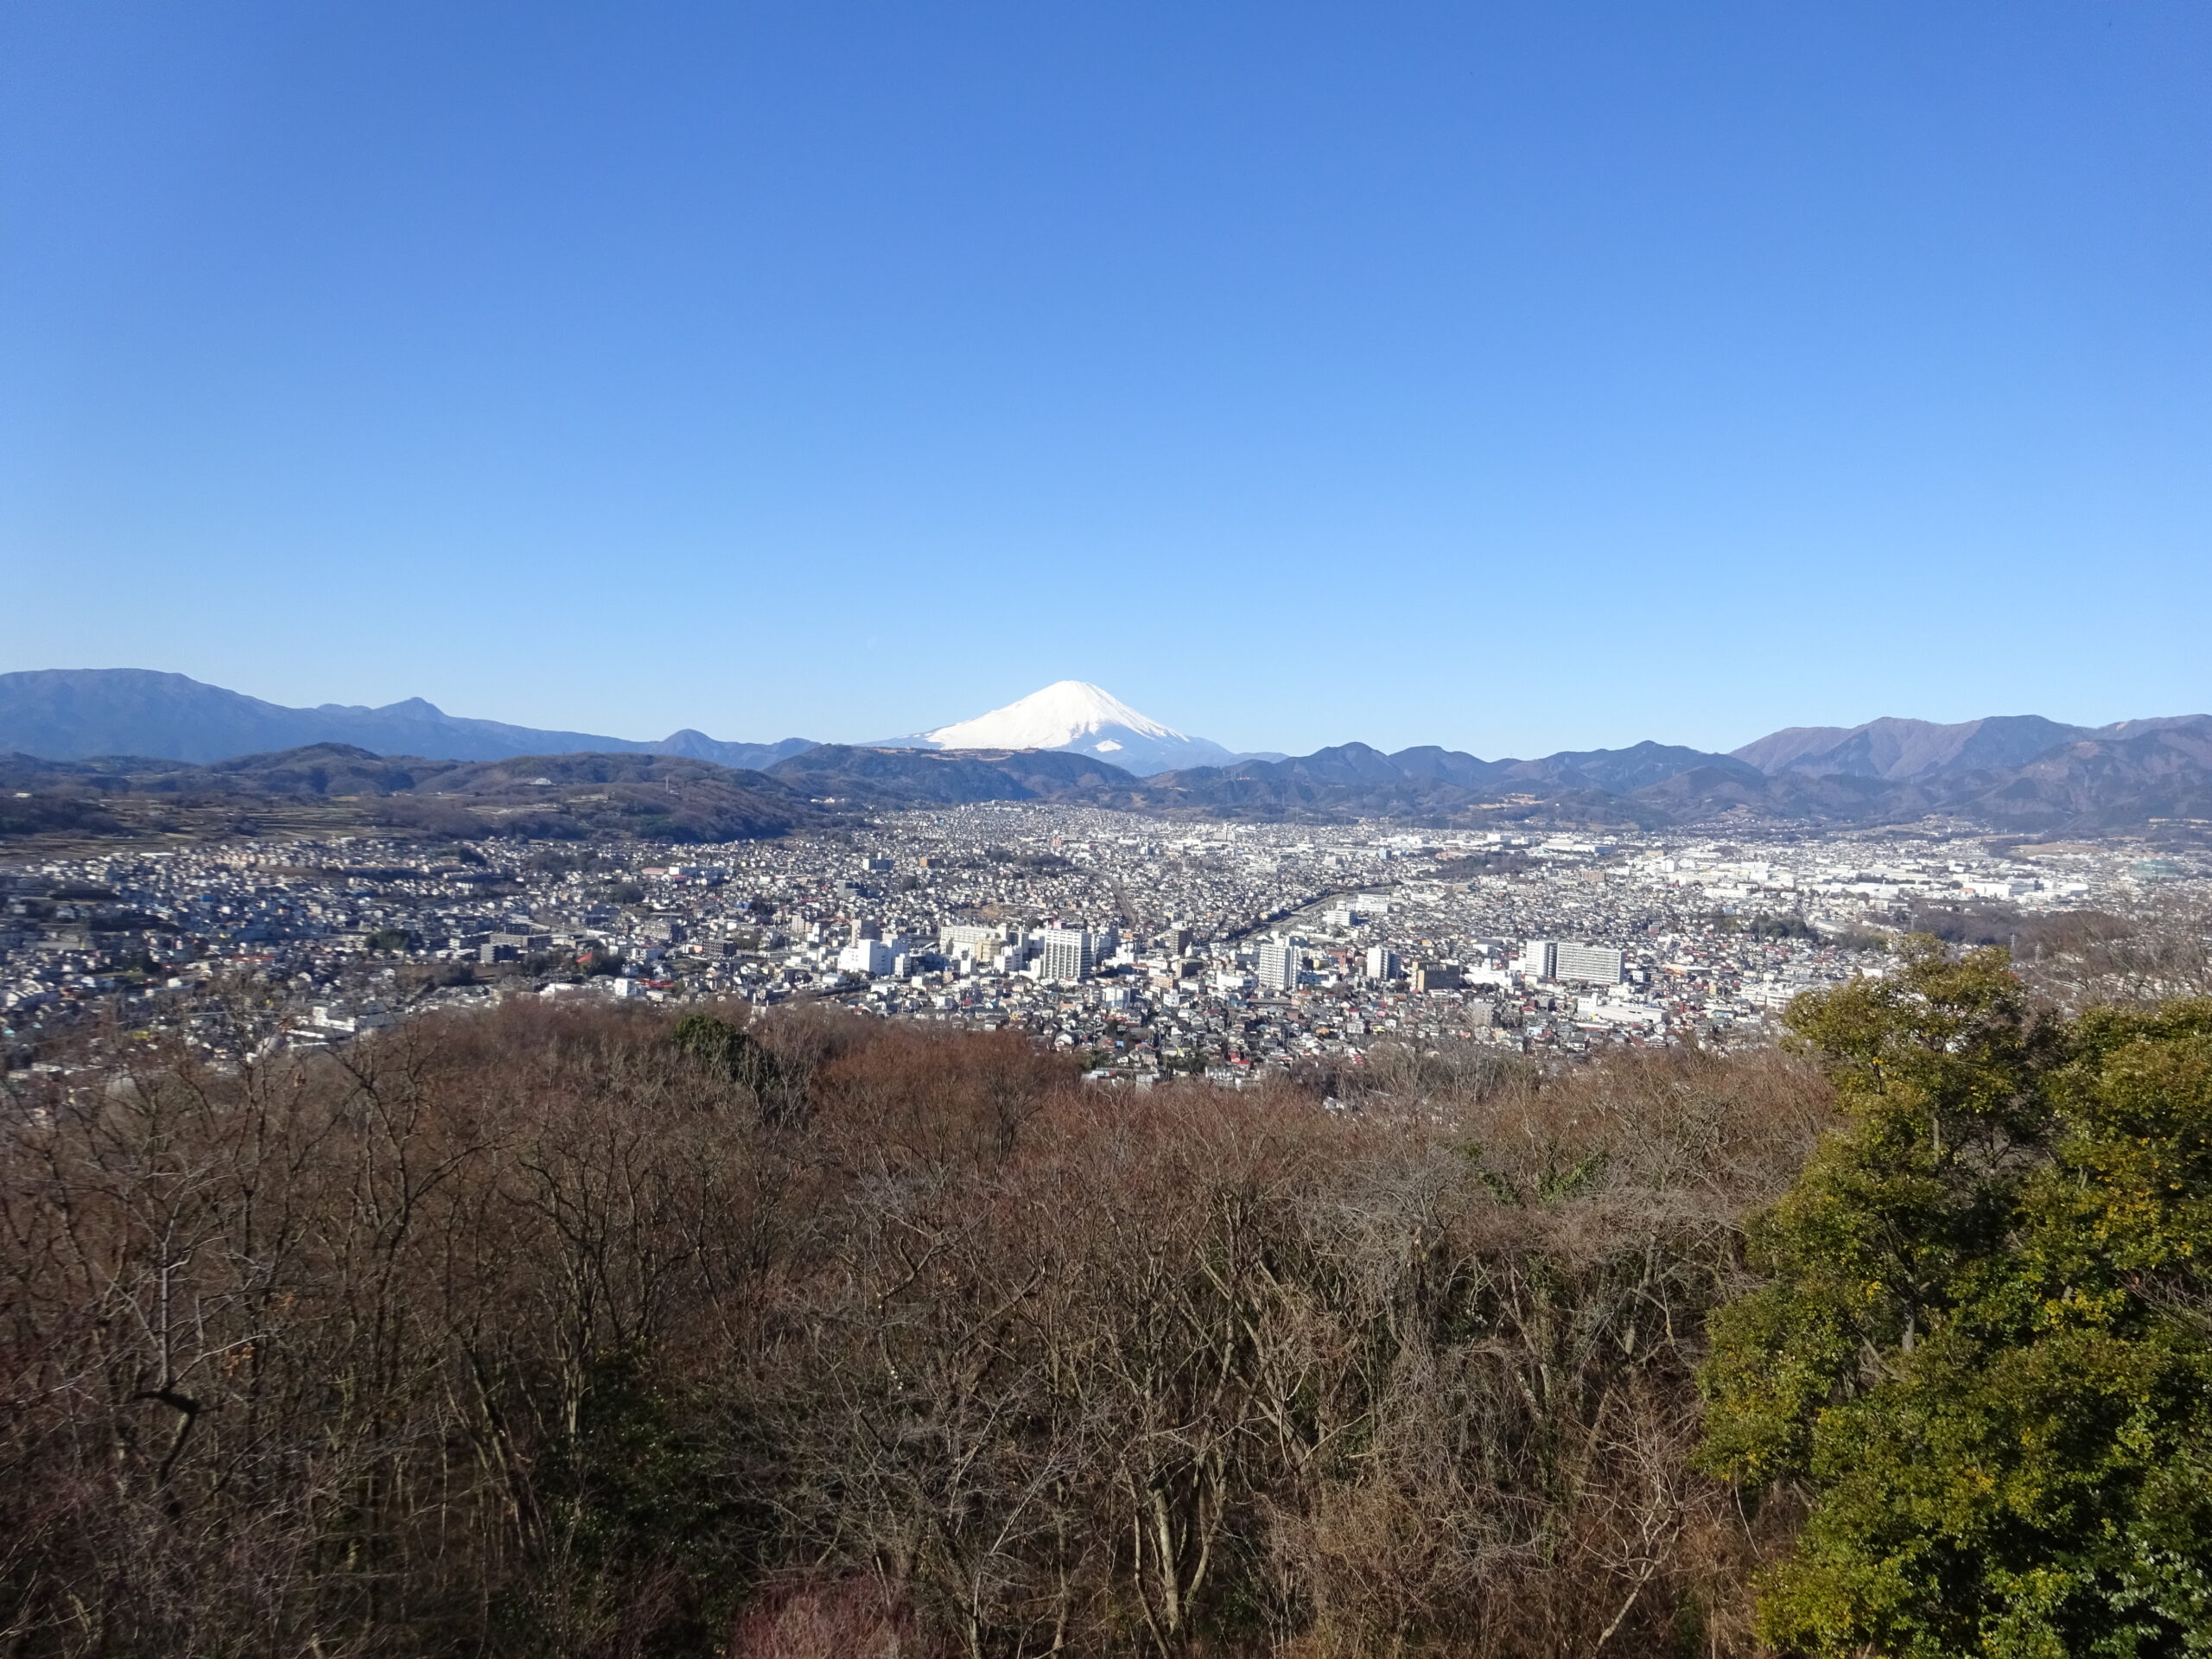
[2014,899,2212,1012]
[728,1576,914,1659]
[0,1002,1832,1658]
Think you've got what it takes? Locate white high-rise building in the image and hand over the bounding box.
[1554,943,1625,985]
[1035,925,1114,982]
[836,938,894,977]
[1256,939,1300,993]
[1522,939,1558,980]
[1364,944,1401,981]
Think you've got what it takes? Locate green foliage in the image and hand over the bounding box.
[364,926,413,953]
[572,944,626,978]
[1699,937,2212,1656]
[1710,911,1822,942]
[672,1012,800,1125]
[502,1344,764,1654]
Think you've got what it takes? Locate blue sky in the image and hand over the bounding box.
[4,2,2209,758]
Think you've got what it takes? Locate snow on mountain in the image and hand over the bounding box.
[882,681,1242,776]
[926,682,1173,749]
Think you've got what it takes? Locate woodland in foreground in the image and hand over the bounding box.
[5,928,2212,1658]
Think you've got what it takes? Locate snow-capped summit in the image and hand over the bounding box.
[882,681,1240,776]
[926,682,1173,751]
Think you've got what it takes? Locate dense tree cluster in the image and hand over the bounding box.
[1,1002,1826,1656]
[1703,944,2212,1656]
[7,935,2212,1656]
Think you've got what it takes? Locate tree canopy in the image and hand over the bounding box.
[1700,938,2212,1656]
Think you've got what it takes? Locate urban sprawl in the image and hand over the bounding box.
[3,808,2200,1086]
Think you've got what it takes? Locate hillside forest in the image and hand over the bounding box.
[5,931,2212,1656]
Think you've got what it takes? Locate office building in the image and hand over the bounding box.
[1364,944,1401,981]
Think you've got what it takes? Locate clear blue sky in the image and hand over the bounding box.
[4,2,2209,759]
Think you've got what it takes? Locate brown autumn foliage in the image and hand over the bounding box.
[2012,898,2212,1013]
[0,1001,1831,1657]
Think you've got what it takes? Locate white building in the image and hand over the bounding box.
[1522,940,1625,984]
[1554,943,1625,985]
[836,938,894,977]
[1255,939,1300,993]
[1034,925,1114,982]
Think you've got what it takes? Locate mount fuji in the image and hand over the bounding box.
[876,681,1244,777]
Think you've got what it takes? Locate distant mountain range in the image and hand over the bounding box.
[0,669,815,769]
[3,668,2210,837]
[1729,713,2211,782]
[1111,724,2212,833]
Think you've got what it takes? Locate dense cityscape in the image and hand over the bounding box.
[6,805,2196,1088]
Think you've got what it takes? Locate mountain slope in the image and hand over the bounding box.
[1961,718,2212,831]
[0,669,817,767]
[1733,715,2097,781]
[1123,741,1751,824]
[765,744,1141,806]
[0,743,825,843]
[1498,741,1766,794]
[653,730,819,769]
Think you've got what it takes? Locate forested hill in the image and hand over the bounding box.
[760,725,2212,834]
[0,744,826,843]
[10,931,2212,1655]
[10,716,2212,846]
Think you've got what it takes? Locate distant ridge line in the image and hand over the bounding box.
[0,668,817,769]
[3,669,2210,835]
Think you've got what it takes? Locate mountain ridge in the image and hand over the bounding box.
[11,721,2212,842]
[1727,713,2212,782]
[5,669,2211,836]
[0,669,817,769]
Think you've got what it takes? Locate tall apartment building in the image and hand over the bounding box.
[1255,938,1300,993]
[1364,944,1401,981]
[1035,925,1115,982]
[1555,943,1625,984]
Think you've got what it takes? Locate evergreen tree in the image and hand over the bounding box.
[1700,939,2212,1656]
